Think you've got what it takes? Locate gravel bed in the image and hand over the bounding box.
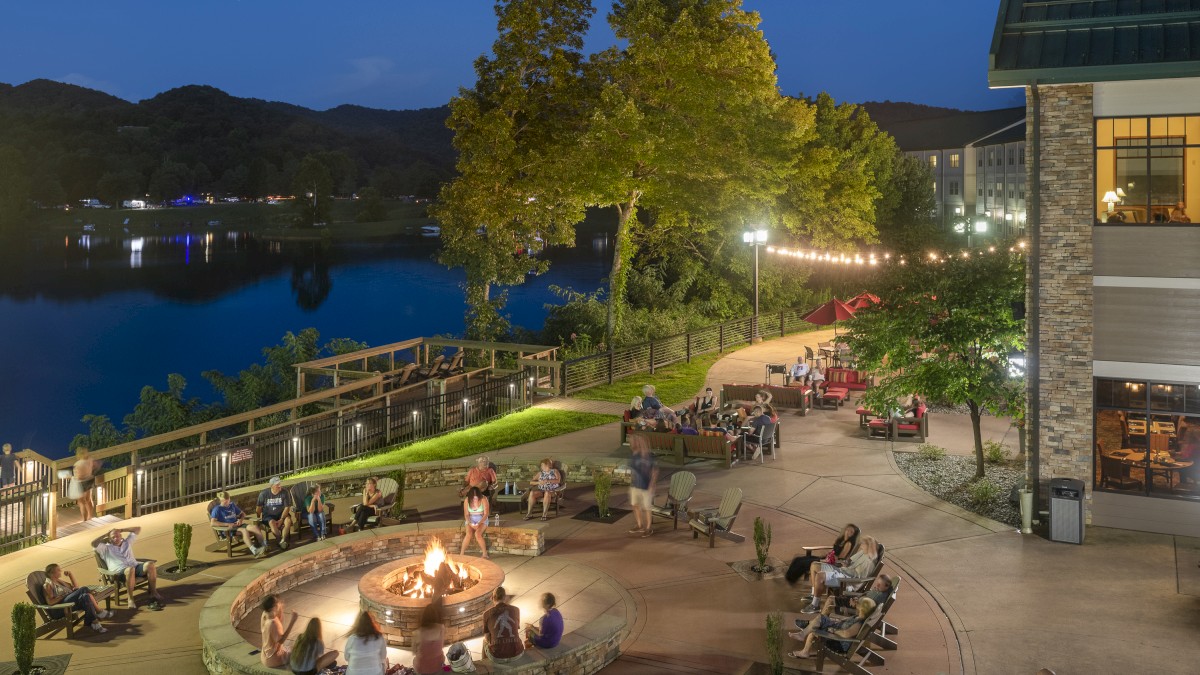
[894,451,1023,528]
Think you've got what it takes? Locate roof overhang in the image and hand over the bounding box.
[989,60,1200,89]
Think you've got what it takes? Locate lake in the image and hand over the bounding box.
[0,228,612,457]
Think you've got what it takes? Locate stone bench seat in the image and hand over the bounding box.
[483,614,624,673]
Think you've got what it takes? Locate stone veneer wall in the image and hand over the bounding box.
[1028,83,1096,518]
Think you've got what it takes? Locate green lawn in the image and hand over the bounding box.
[574,349,741,406]
[289,408,616,477]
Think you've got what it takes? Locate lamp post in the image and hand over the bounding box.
[742,228,768,342]
[953,214,988,248]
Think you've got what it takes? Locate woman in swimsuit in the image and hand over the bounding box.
[460,487,490,558]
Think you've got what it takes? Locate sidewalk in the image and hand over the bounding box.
[1,329,1196,674]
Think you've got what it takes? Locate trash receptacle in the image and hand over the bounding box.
[1048,478,1085,544]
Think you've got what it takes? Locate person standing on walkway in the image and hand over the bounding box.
[628,435,658,537]
[1,443,21,487]
[69,447,102,522]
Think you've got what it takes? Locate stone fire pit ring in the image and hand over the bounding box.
[360,554,504,646]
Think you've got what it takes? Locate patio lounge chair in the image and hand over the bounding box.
[26,571,111,639]
[350,476,399,528]
[416,354,446,379]
[745,422,777,462]
[689,487,745,548]
[649,471,697,529]
[388,363,418,390]
[436,350,465,377]
[93,549,153,607]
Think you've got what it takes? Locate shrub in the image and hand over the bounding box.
[968,478,1001,506]
[594,470,612,519]
[983,440,1010,464]
[388,469,407,520]
[916,443,947,461]
[753,517,773,572]
[173,523,192,572]
[12,602,35,675]
[765,611,783,675]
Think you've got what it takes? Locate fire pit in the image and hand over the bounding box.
[358,538,504,646]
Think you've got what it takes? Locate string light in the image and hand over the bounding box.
[765,240,1028,267]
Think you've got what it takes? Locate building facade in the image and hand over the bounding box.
[880,108,1027,240]
[990,0,1200,537]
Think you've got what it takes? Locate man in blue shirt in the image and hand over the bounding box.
[627,434,659,537]
[256,477,295,550]
[745,406,772,461]
[211,490,267,558]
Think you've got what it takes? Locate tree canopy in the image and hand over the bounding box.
[847,250,1026,478]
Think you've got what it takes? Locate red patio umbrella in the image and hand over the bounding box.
[847,292,880,310]
[802,298,857,326]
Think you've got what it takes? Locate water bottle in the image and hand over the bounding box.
[493,512,500,527]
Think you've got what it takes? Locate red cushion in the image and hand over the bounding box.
[897,423,920,430]
[867,419,888,428]
[915,405,927,419]
[855,406,870,415]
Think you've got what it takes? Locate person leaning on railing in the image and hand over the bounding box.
[1,443,22,487]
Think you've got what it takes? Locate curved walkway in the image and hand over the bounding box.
[1,330,1196,674]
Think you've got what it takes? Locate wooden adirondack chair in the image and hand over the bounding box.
[388,363,418,389]
[416,354,446,379]
[523,459,568,517]
[795,599,891,674]
[649,471,697,529]
[207,498,249,558]
[350,477,399,528]
[94,549,153,607]
[289,481,336,539]
[689,487,745,548]
[437,350,465,376]
[26,571,85,638]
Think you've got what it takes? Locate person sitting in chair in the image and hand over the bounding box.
[803,535,879,613]
[459,456,497,499]
[257,477,295,550]
[42,563,111,633]
[787,597,876,659]
[744,406,772,461]
[523,459,561,521]
[788,357,810,385]
[808,367,826,390]
[92,526,164,610]
[1169,202,1191,223]
[640,385,662,415]
[351,477,384,531]
[212,490,268,558]
[696,388,717,415]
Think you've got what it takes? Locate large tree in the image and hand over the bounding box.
[847,250,1026,479]
[874,152,944,254]
[583,0,802,344]
[431,0,594,340]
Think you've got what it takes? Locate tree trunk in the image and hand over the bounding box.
[605,198,638,347]
[464,279,499,341]
[968,398,985,479]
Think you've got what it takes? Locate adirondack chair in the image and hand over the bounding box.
[26,571,86,638]
[812,575,903,659]
[289,481,336,539]
[436,350,465,376]
[689,487,745,548]
[416,354,446,379]
[524,459,568,517]
[649,471,697,530]
[388,363,418,389]
[832,543,886,598]
[207,498,250,558]
[94,549,153,607]
[796,599,891,675]
[350,477,399,528]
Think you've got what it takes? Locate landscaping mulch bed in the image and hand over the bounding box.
[894,452,1023,528]
[728,557,787,583]
[158,560,213,581]
[571,505,632,524]
[0,654,71,675]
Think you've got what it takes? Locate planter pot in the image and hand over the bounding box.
[1019,488,1034,534]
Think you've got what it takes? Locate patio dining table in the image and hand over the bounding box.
[1109,450,1193,489]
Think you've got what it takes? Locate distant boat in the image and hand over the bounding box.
[420,225,441,237]
[207,220,221,227]
[82,224,96,232]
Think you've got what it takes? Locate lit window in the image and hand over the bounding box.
[1095,116,1199,224]
[932,181,937,193]
[950,153,960,168]
[929,155,937,168]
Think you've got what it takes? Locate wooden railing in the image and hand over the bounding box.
[560,307,814,395]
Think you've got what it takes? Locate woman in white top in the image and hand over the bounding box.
[343,611,389,675]
[803,535,879,613]
[68,447,102,522]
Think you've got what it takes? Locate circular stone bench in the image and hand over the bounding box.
[198,520,627,675]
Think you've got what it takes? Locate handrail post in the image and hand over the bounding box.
[719,324,725,353]
[385,395,393,444]
[780,311,785,337]
[47,481,58,541]
[686,333,692,363]
[649,342,656,375]
[607,351,615,385]
[560,361,568,396]
[130,449,140,518]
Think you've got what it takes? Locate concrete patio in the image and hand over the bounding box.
[0,328,1196,674]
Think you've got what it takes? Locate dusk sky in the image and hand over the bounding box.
[0,0,1020,112]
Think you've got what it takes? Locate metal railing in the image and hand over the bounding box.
[0,476,52,554]
[561,307,814,395]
